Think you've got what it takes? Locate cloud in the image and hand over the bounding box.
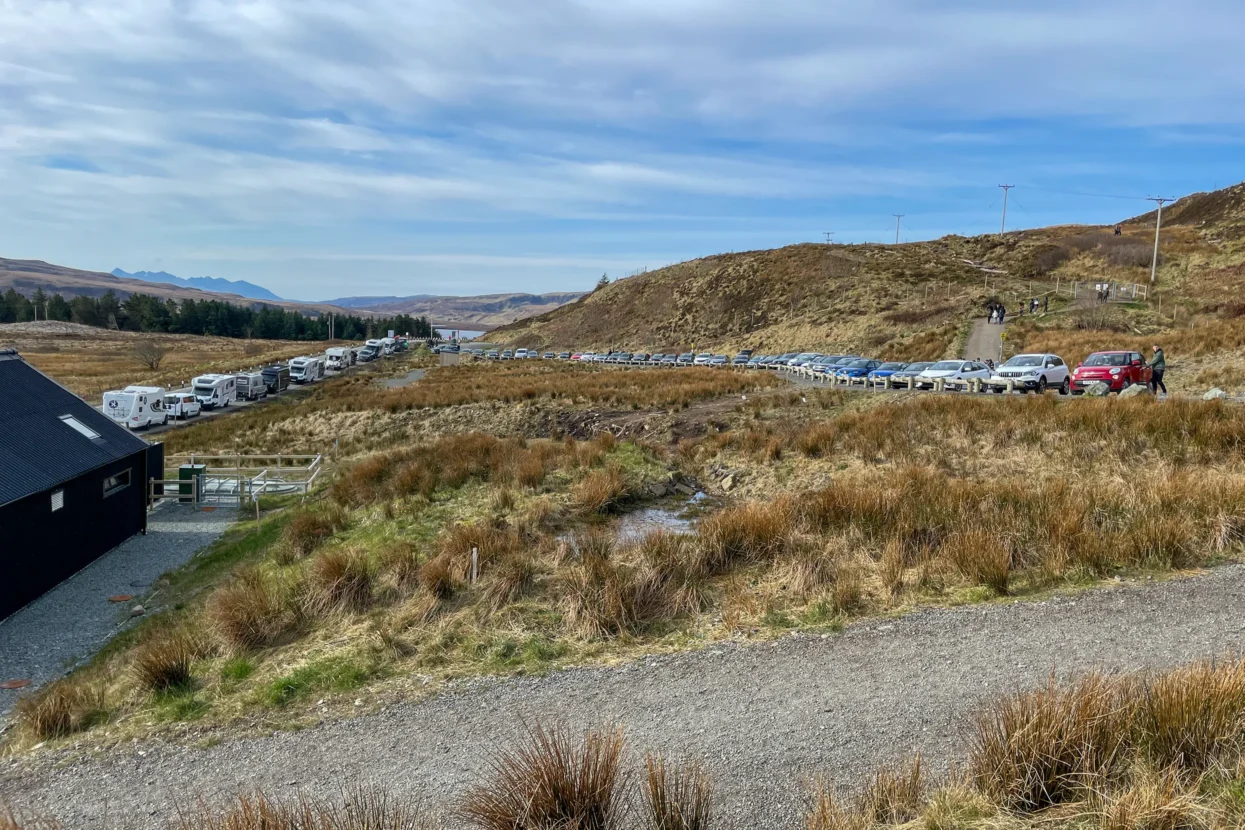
[0,0,1242,297]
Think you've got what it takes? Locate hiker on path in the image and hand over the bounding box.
[1149,345,1167,397]
[997,306,1006,325]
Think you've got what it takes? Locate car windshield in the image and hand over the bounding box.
[193,385,213,394]
[878,363,905,371]
[847,359,872,368]
[902,363,933,372]
[929,361,963,371]
[164,395,178,403]
[1003,355,1044,367]
[1085,353,1128,367]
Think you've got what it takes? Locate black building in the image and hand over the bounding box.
[0,350,162,619]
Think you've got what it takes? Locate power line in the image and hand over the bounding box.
[998,185,1014,233]
[1146,196,1173,286]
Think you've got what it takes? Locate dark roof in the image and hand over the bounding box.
[0,350,149,507]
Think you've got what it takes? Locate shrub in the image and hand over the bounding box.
[461,724,626,830]
[572,467,629,514]
[1135,659,1245,773]
[694,500,794,575]
[208,568,294,652]
[643,754,713,830]
[305,549,373,615]
[1105,243,1156,268]
[482,555,539,614]
[281,506,347,561]
[560,555,662,638]
[942,530,1011,596]
[15,678,106,740]
[132,632,195,693]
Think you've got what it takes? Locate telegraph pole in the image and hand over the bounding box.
[1146,196,1172,286]
[823,231,834,244]
[998,185,1014,233]
[893,215,904,245]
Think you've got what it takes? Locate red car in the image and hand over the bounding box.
[1070,350,1153,394]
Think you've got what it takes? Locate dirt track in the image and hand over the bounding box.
[5,566,1245,828]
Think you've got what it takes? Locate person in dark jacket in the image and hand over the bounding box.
[1149,345,1167,396]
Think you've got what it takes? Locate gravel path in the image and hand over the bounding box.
[962,317,1003,364]
[378,368,426,388]
[4,565,1245,827]
[0,504,237,715]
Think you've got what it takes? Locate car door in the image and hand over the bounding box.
[1045,356,1067,383]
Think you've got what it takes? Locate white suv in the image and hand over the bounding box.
[986,353,1070,395]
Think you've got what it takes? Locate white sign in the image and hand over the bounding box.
[387,329,395,338]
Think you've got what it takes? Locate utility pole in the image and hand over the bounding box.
[823,231,834,244]
[998,185,1014,233]
[893,215,904,245]
[1146,196,1172,286]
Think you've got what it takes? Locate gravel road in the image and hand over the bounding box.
[0,504,237,716]
[5,566,1245,828]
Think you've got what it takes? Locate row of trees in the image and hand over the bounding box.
[0,288,433,342]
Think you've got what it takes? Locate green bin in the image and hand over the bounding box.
[179,464,207,503]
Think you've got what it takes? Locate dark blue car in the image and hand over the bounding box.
[834,358,883,378]
[865,362,909,383]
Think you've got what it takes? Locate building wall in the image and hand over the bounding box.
[0,448,148,620]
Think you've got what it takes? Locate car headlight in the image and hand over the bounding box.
[1110,368,1121,376]
[1023,369,1039,376]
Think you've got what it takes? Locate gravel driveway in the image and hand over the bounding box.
[4,566,1245,828]
[0,503,237,716]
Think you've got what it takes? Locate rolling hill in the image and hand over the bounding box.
[322,291,585,329]
[490,182,1245,356]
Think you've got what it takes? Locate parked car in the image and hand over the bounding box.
[835,358,883,379]
[1071,350,1152,394]
[693,353,713,365]
[709,354,728,366]
[661,354,678,365]
[558,352,572,360]
[234,371,268,401]
[632,352,650,363]
[787,352,823,367]
[515,348,530,359]
[501,349,514,360]
[261,365,291,394]
[542,351,556,359]
[164,392,202,420]
[676,352,694,365]
[866,362,908,384]
[887,362,934,388]
[915,360,992,389]
[986,353,1071,394]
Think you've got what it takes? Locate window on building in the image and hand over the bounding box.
[103,469,131,498]
[59,415,100,440]
[51,490,64,512]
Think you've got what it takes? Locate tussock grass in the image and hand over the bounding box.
[207,568,295,652]
[131,632,196,694]
[174,787,428,829]
[572,466,630,514]
[644,755,714,830]
[304,548,373,615]
[15,678,106,740]
[280,505,348,562]
[461,724,627,830]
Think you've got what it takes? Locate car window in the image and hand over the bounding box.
[930,361,962,371]
[1086,353,1127,367]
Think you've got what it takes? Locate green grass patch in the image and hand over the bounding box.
[265,655,376,707]
[220,657,255,682]
[153,689,211,722]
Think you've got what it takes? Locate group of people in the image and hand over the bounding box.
[985,296,1047,323]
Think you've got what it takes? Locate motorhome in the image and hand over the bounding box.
[234,371,268,401]
[359,340,383,362]
[289,355,325,384]
[163,392,201,420]
[192,374,237,409]
[261,364,291,394]
[380,337,396,355]
[325,347,350,371]
[102,385,168,429]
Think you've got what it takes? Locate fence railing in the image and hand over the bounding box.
[155,453,325,507]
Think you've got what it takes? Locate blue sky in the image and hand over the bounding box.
[1,1,1243,301]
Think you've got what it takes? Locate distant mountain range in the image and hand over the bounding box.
[111,268,283,301]
[321,292,586,328]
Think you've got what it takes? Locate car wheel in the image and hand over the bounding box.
[162,415,169,426]
[1059,378,1070,396]
[1037,377,1048,394]
[1121,379,1132,391]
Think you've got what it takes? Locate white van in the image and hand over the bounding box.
[102,385,168,429]
[289,355,325,384]
[380,337,396,355]
[192,374,237,409]
[234,371,268,401]
[326,347,349,371]
[164,392,202,420]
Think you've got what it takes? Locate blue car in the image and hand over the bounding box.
[834,358,883,379]
[866,362,909,383]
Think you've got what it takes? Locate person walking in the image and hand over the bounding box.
[1149,344,1167,398]
[997,305,1006,325]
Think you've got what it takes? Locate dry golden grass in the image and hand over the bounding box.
[0,324,318,399]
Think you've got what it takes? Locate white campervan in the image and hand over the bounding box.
[380,337,396,355]
[102,385,168,429]
[192,374,237,409]
[289,355,325,384]
[234,371,268,401]
[325,347,349,371]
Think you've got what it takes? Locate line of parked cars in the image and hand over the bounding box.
[99,336,416,430]
[473,344,1154,398]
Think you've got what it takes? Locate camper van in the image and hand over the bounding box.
[359,339,383,362]
[163,392,202,420]
[380,337,397,355]
[102,385,168,429]
[325,347,350,371]
[192,374,237,409]
[234,371,268,401]
[261,364,290,394]
[289,355,325,384]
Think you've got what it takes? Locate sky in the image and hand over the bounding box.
[2,1,1244,302]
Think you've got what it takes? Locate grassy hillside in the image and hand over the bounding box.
[493,182,1245,362]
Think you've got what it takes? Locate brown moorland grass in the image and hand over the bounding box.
[1019,316,1245,370]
